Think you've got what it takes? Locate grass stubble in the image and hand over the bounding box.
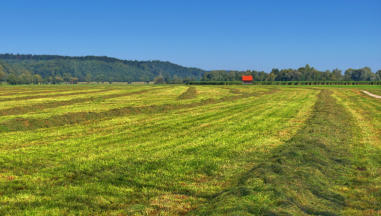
[0,85,379,215]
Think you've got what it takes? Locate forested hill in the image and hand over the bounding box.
[0,54,380,85]
[0,54,205,84]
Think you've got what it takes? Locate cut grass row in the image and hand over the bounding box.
[0,88,113,102]
[192,89,381,215]
[0,85,379,215]
[0,87,278,132]
[178,87,198,100]
[0,89,77,97]
[0,86,236,120]
[0,87,166,116]
[0,86,317,215]
[0,85,108,97]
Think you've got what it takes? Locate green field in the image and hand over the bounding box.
[0,85,380,215]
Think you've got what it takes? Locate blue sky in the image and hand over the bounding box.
[0,0,380,71]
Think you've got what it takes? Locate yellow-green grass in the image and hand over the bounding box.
[0,86,163,119]
[0,85,380,215]
[0,86,112,100]
[0,88,115,109]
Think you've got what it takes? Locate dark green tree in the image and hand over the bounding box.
[331,69,342,81]
[376,70,381,81]
[22,72,33,84]
[345,67,373,81]
[0,67,6,82]
[7,73,19,85]
[33,74,43,84]
[54,75,64,84]
[171,75,183,84]
[153,75,165,84]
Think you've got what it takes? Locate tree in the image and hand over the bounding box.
[257,71,267,81]
[54,75,64,84]
[153,75,165,84]
[344,69,353,81]
[269,69,279,81]
[0,67,6,82]
[266,73,276,81]
[171,75,183,84]
[85,73,92,83]
[331,69,342,81]
[376,70,381,81]
[7,74,19,85]
[70,77,79,84]
[345,67,373,81]
[46,76,53,84]
[33,74,43,84]
[63,73,72,82]
[95,74,106,83]
[19,72,33,84]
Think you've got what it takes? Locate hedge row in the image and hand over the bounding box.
[252,81,381,85]
[186,81,242,85]
[187,81,381,85]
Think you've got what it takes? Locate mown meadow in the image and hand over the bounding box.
[0,84,380,215]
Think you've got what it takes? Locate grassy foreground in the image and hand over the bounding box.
[0,85,380,215]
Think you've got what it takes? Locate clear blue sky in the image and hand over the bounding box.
[1,0,380,72]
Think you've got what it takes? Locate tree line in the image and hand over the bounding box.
[0,54,380,85]
[201,65,381,82]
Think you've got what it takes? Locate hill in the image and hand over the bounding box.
[0,54,205,84]
[0,54,380,85]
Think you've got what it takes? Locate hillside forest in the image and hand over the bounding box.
[0,54,380,84]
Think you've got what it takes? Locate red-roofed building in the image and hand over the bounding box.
[242,75,253,84]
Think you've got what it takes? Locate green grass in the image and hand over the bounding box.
[0,85,380,215]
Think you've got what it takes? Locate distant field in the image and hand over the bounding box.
[0,85,380,215]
